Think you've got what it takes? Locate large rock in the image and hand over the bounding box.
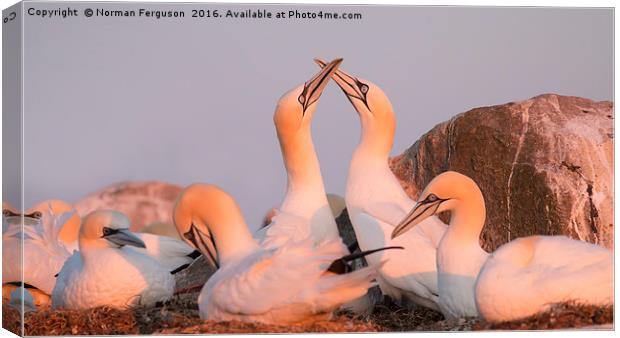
[390,94,613,251]
[75,181,182,232]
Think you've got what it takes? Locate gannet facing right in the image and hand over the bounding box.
[392,171,613,321]
[173,184,397,324]
[52,210,175,309]
[315,59,447,311]
[254,58,346,253]
[26,200,200,274]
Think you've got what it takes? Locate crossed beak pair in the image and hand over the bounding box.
[298,57,371,115]
[391,195,450,239]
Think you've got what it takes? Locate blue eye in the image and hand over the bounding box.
[427,194,438,202]
[360,84,369,94]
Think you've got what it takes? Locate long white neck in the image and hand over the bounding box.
[347,113,404,209]
[437,191,488,276]
[278,128,337,239]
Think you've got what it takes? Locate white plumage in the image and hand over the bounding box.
[52,210,175,309]
[2,206,74,296]
[315,59,447,310]
[392,171,613,321]
[173,184,380,325]
[253,58,347,254]
[475,235,613,321]
[202,236,376,324]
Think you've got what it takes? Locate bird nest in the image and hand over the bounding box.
[2,296,613,335]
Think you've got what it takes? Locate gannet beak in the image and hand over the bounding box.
[104,228,146,248]
[183,223,219,269]
[314,57,370,111]
[392,197,447,239]
[298,58,343,115]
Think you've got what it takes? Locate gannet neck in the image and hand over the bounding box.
[174,184,259,267]
[436,177,488,277]
[278,128,330,214]
[355,113,396,161]
[197,217,258,267]
[446,191,487,246]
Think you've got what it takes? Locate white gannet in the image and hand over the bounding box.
[315,59,447,311]
[173,183,397,324]
[2,203,75,308]
[253,58,347,253]
[52,210,175,309]
[26,200,200,274]
[392,171,614,321]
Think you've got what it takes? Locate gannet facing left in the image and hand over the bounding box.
[315,59,447,311]
[52,210,175,309]
[392,171,613,321]
[254,58,347,253]
[173,184,396,325]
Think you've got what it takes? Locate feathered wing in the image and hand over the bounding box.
[255,209,312,249]
[124,232,198,273]
[476,236,613,322]
[352,210,441,310]
[203,237,377,324]
[51,250,82,308]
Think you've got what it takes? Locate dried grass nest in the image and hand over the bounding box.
[2,296,613,335]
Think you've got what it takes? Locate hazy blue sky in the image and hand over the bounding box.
[16,3,612,227]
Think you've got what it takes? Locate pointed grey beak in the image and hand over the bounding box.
[298,58,343,114]
[104,228,146,248]
[314,57,370,110]
[391,200,444,239]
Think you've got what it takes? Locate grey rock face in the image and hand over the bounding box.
[389,94,613,251]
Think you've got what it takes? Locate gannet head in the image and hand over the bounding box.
[2,201,27,226]
[273,58,343,136]
[174,184,254,268]
[391,171,482,239]
[314,58,395,156]
[79,210,145,251]
[27,200,81,244]
[314,58,394,122]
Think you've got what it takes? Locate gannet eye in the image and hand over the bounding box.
[102,227,114,237]
[427,194,438,202]
[298,95,305,104]
[360,84,369,94]
[31,211,42,219]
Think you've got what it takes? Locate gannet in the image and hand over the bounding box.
[52,210,175,309]
[392,171,614,321]
[315,59,447,311]
[173,183,399,324]
[27,200,81,244]
[254,58,347,252]
[25,200,200,274]
[2,204,75,308]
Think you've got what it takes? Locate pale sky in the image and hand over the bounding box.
[11,3,613,227]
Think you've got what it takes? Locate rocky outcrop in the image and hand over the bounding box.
[390,94,613,251]
[74,181,182,232]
